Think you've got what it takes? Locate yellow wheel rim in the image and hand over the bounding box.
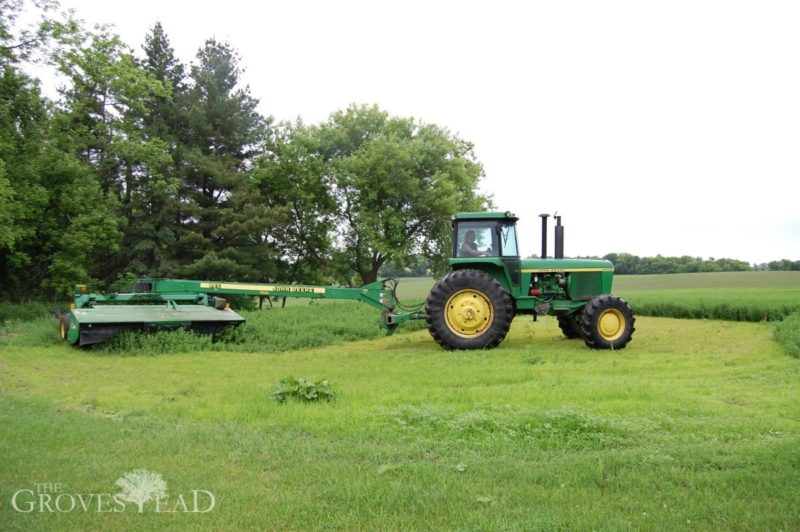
[445,289,493,338]
[598,309,625,341]
[59,320,66,340]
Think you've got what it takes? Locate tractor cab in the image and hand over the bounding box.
[452,212,519,259]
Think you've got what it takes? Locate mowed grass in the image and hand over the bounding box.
[1,306,799,530]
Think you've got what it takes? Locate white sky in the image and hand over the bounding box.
[45,1,800,263]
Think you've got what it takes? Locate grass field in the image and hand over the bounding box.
[2,290,799,529]
[1,271,798,529]
[614,271,800,321]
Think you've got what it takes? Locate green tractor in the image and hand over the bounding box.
[424,211,635,350]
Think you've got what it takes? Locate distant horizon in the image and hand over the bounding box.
[536,252,798,266]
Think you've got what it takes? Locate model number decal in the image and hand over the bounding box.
[520,268,614,273]
[200,282,325,294]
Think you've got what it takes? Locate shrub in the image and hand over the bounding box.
[0,302,63,323]
[85,302,422,355]
[774,312,800,358]
[0,317,62,347]
[97,328,215,356]
[271,377,336,403]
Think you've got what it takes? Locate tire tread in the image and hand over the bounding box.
[425,269,513,350]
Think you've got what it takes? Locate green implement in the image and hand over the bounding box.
[62,302,245,346]
[61,278,423,347]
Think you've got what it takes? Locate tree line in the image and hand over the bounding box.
[759,259,800,272]
[0,2,486,301]
[587,254,798,274]
[601,253,750,274]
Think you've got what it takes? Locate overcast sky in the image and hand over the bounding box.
[50,0,800,264]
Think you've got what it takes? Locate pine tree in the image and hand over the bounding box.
[115,22,188,277]
[175,39,274,280]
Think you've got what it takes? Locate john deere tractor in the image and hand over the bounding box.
[424,211,635,350]
[62,211,633,350]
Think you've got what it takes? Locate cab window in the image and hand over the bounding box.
[455,222,498,258]
[500,223,518,257]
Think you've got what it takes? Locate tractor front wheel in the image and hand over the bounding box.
[425,269,514,350]
[580,295,635,349]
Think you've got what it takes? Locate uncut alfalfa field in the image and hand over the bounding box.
[1,271,799,530]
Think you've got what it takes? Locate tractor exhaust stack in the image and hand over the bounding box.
[554,215,564,259]
[539,213,550,258]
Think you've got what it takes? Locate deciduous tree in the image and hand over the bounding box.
[318,104,489,284]
[252,121,337,284]
[0,5,121,299]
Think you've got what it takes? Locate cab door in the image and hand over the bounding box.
[499,223,521,288]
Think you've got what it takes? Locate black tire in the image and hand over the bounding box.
[425,269,514,350]
[580,295,635,350]
[557,314,583,339]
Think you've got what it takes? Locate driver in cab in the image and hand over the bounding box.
[461,229,491,257]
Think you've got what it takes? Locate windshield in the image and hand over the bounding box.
[454,220,518,258]
[455,221,497,258]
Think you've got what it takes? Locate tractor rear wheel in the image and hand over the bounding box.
[557,314,583,339]
[425,269,513,350]
[580,295,635,349]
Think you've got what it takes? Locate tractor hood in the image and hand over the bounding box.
[519,258,614,273]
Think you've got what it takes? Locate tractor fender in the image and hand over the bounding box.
[449,262,514,297]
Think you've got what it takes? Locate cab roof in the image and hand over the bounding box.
[453,211,518,221]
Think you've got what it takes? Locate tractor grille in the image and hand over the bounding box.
[568,272,602,300]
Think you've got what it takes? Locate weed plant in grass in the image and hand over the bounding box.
[271,377,336,403]
[100,328,217,354]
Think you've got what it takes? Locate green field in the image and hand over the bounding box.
[615,271,800,321]
[1,282,799,529]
